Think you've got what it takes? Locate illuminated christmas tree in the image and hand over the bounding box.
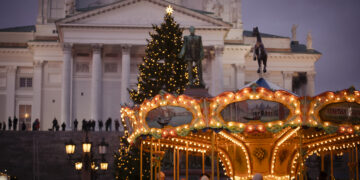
[129,6,187,104]
[114,136,150,180]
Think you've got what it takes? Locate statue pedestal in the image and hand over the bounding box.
[183,87,212,99]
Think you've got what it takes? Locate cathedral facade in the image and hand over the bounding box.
[0,0,321,130]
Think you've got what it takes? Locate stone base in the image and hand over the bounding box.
[183,87,212,99]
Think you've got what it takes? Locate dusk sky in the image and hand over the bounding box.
[0,0,359,95]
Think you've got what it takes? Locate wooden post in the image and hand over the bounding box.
[177,148,180,180]
[140,141,143,180]
[330,150,334,180]
[150,138,153,180]
[211,131,215,180]
[186,143,189,180]
[202,151,205,174]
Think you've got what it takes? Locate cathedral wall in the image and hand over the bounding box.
[0,94,6,122]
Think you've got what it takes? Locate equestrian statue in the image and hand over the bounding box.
[252,27,268,73]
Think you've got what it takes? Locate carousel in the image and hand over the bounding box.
[120,77,360,180]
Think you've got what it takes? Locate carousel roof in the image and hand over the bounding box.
[242,78,298,96]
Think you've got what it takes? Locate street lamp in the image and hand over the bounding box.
[64,130,109,180]
[65,139,76,156]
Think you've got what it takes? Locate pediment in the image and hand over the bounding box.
[58,0,231,28]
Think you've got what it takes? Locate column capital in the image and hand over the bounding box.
[33,60,44,68]
[282,71,293,79]
[214,45,224,54]
[121,44,132,54]
[92,44,103,54]
[307,71,316,80]
[62,43,73,52]
[235,64,245,70]
[6,66,17,73]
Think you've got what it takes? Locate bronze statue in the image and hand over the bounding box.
[179,26,205,87]
[253,27,268,73]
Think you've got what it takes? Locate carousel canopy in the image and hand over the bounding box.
[242,78,298,96]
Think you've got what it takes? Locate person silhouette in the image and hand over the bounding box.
[73,119,78,131]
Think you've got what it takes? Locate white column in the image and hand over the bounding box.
[306,71,316,96]
[61,43,72,126]
[213,46,224,95]
[32,61,43,129]
[234,64,245,90]
[209,50,216,96]
[282,71,293,91]
[121,45,131,105]
[91,44,102,121]
[6,66,17,119]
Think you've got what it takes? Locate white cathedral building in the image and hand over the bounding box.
[0,0,321,130]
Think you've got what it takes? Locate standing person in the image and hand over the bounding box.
[73,119,78,131]
[82,119,86,131]
[32,120,36,131]
[61,122,66,131]
[13,116,18,131]
[91,120,96,131]
[52,118,58,131]
[8,116,12,131]
[98,119,103,131]
[115,119,120,131]
[109,118,112,131]
[33,119,40,131]
[105,118,109,131]
[21,121,26,131]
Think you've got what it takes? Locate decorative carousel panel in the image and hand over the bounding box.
[308,89,360,134]
[122,93,205,143]
[319,102,360,125]
[220,99,290,123]
[146,106,193,128]
[209,87,301,133]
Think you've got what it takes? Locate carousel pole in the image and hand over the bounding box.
[186,142,189,180]
[151,138,153,180]
[202,151,205,174]
[140,141,143,180]
[321,152,324,171]
[330,150,334,180]
[177,148,180,180]
[174,147,176,180]
[216,138,220,180]
[233,144,236,180]
[154,142,157,180]
[211,131,215,180]
[158,139,161,180]
[356,145,359,180]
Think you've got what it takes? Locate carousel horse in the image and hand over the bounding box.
[252,27,268,73]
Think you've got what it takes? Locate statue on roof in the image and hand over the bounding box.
[212,0,224,17]
[291,24,298,41]
[307,31,313,49]
[230,0,242,28]
[252,27,268,73]
[179,26,205,88]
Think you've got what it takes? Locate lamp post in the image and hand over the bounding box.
[65,130,109,180]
